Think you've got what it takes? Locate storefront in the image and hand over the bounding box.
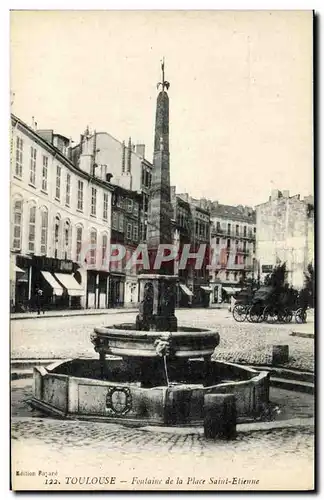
[15,255,84,311]
[109,273,125,308]
[86,270,110,309]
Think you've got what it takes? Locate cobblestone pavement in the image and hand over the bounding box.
[10,381,315,491]
[11,309,314,371]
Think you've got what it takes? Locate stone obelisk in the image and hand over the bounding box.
[136,59,178,332]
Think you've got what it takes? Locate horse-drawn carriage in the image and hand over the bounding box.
[232,285,307,324]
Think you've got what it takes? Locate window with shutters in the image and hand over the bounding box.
[13,199,23,250]
[103,193,109,220]
[55,166,61,200]
[40,208,48,255]
[15,137,23,178]
[66,173,71,206]
[102,233,108,266]
[30,147,37,185]
[77,180,84,211]
[76,226,82,263]
[90,229,97,265]
[91,187,97,216]
[28,204,36,253]
[42,156,48,192]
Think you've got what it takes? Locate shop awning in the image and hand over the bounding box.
[54,273,84,296]
[41,271,63,296]
[15,265,25,274]
[200,286,212,292]
[179,284,193,296]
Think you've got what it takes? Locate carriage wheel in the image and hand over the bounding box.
[295,308,307,324]
[233,304,247,322]
[283,308,293,323]
[248,304,262,323]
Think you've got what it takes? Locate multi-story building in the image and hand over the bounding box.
[171,189,211,307]
[208,201,256,303]
[10,114,114,312]
[71,130,153,241]
[255,189,314,289]
[109,185,142,308]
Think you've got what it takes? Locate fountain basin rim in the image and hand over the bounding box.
[94,326,217,338]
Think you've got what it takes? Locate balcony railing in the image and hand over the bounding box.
[212,228,255,240]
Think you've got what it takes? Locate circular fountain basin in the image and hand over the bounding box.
[29,357,270,427]
[91,324,220,359]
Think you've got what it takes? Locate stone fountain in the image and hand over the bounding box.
[30,62,269,430]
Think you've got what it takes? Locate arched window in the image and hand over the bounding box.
[76,226,83,263]
[28,203,36,254]
[12,198,23,250]
[40,207,48,255]
[102,233,108,267]
[63,220,71,260]
[54,215,61,259]
[90,229,97,266]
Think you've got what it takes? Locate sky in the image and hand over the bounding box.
[10,10,313,207]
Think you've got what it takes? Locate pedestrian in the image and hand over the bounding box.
[35,286,44,316]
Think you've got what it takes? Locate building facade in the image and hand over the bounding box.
[109,185,142,308]
[171,189,211,307]
[255,190,314,289]
[71,130,152,242]
[208,202,256,303]
[10,114,114,312]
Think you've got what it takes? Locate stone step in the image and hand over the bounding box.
[250,365,314,384]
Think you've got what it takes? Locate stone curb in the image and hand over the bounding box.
[11,416,314,436]
[290,331,314,339]
[10,309,137,321]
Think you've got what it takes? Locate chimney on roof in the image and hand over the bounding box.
[135,144,145,158]
[127,137,132,173]
[121,140,126,173]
